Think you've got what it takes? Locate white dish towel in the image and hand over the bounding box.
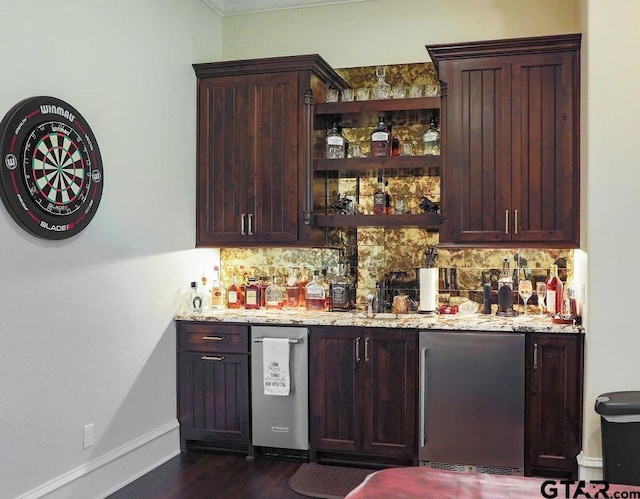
[263,337,290,396]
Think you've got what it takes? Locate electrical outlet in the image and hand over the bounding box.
[83,423,94,449]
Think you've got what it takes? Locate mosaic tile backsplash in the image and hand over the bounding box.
[218,63,574,308]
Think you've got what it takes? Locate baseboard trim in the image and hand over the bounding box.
[577,451,603,480]
[21,419,180,499]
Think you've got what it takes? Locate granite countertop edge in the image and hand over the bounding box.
[174,310,584,334]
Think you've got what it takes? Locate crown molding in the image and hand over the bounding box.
[201,0,373,17]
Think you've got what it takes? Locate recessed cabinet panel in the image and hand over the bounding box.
[429,34,580,247]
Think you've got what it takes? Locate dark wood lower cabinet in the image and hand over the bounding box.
[310,327,417,465]
[525,333,584,479]
[177,322,250,452]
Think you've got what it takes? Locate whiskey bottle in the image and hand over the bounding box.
[373,176,386,214]
[244,276,261,309]
[265,277,285,310]
[422,116,441,155]
[330,263,355,312]
[210,266,225,309]
[305,270,326,311]
[190,281,204,314]
[371,116,391,157]
[226,274,243,309]
[285,268,300,308]
[325,123,345,159]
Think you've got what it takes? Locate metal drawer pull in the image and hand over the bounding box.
[253,337,303,344]
[201,355,225,361]
[514,209,519,235]
[364,337,370,362]
[241,213,246,235]
[533,343,538,370]
[505,210,509,235]
[202,336,225,341]
[248,213,253,236]
[355,337,361,362]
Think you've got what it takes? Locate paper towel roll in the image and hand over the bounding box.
[418,268,438,312]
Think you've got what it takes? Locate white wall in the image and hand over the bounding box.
[579,0,640,471]
[0,1,221,498]
[222,0,578,66]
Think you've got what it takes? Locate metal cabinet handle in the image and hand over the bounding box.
[248,213,253,236]
[201,355,225,361]
[505,210,509,235]
[533,343,538,370]
[202,336,225,341]
[514,209,519,235]
[364,337,370,362]
[355,337,361,362]
[241,213,246,235]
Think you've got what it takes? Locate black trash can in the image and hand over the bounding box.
[595,391,640,485]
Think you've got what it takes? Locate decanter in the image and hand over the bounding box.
[371,66,391,100]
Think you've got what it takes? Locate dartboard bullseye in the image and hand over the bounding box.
[0,97,103,239]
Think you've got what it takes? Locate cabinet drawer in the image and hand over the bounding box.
[179,323,249,353]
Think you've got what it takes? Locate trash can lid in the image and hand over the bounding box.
[595,391,640,416]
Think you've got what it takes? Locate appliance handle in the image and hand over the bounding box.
[420,344,428,447]
[253,337,303,344]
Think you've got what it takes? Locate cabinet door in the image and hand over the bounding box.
[525,333,583,479]
[310,327,362,453]
[178,351,250,447]
[363,330,417,458]
[511,52,579,245]
[440,56,513,245]
[247,72,300,243]
[196,76,249,245]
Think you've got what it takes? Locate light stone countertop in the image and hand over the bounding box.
[174,308,584,334]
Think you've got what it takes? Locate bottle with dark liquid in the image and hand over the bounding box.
[330,263,355,311]
[371,116,391,157]
[373,176,386,214]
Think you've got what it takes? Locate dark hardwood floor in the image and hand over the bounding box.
[106,451,306,499]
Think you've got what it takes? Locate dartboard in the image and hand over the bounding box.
[0,96,103,239]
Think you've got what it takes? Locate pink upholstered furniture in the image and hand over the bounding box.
[346,467,640,499]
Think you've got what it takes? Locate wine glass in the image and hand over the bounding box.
[518,280,533,315]
[536,282,547,315]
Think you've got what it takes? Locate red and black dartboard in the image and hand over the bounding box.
[0,96,103,239]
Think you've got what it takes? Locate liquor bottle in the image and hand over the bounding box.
[422,116,440,155]
[210,266,225,309]
[244,276,261,309]
[305,270,326,311]
[226,274,243,309]
[199,275,211,313]
[321,269,331,311]
[325,123,345,159]
[371,116,391,157]
[285,268,300,308]
[373,177,386,214]
[330,263,355,312]
[371,66,391,100]
[190,281,204,314]
[384,180,392,214]
[546,264,564,317]
[265,277,285,310]
[298,267,309,307]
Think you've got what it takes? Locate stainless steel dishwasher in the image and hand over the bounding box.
[419,330,525,474]
[251,325,309,450]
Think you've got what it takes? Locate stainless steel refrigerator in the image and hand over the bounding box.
[251,325,309,450]
[419,331,525,473]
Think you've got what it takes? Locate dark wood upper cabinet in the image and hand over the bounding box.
[193,55,347,247]
[428,34,581,248]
